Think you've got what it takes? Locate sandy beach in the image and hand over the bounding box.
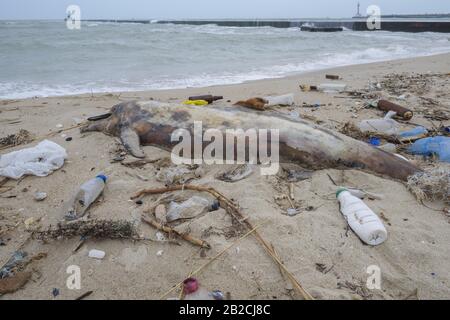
[0,53,449,300]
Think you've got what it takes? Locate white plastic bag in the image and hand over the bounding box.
[0,140,67,179]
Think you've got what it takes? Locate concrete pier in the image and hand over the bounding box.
[85,18,450,33]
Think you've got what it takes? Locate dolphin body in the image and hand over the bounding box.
[81,100,421,181]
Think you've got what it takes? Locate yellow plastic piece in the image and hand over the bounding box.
[183,100,209,106]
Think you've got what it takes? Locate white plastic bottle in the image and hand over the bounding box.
[65,175,107,220]
[336,188,387,246]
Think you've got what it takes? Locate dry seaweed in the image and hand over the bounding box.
[0,271,32,295]
[339,121,399,143]
[31,219,139,241]
[407,166,450,205]
[0,129,34,148]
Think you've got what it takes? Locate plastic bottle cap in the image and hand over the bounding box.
[336,188,348,198]
[96,174,107,182]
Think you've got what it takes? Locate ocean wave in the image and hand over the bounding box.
[2,45,449,99]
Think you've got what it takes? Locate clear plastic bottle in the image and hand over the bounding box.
[166,196,219,222]
[264,93,295,106]
[358,111,400,135]
[398,126,428,140]
[336,188,387,246]
[65,175,107,220]
[318,83,347,93]
[377,143,397,153]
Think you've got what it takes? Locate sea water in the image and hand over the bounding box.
[1,20,450,99]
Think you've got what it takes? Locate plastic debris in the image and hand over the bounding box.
[65,175,107,220]
[215,164,253,182]
[0,140,67,180]
[156,166,201,185]
[166,196,218,222]
[264,93,295,106]
[155,232,166,242]
[52,288,60,297]
[358,111,400,135]
[299,84,317,92]
[88,249,105,260]
[369,137,381,146]
[398,126,428,141]
[408,136,450,162]
[183,100,208,106]
[188,95,223,104]
[287,208,300,216]
[0,251,27,279]
[317,83,347,93]
[336,188,387,246]
[326,74,340,80]
[377,100,413,120]
[183,277,215,300]
[378,143,397,153]
[211,290,225,300]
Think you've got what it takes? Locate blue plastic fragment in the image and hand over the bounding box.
[408,136,450,163]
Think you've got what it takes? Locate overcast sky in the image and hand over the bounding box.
[1,0,449,20]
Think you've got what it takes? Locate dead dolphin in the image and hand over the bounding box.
[81,100,421,181]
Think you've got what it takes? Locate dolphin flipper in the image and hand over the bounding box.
[120,127,145,158]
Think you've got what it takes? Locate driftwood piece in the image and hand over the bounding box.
[132,184,313,300]
[141,216,210,249]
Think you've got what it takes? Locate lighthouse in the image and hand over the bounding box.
[353,2,363,18]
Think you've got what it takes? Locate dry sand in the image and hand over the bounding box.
[0,53,449,300]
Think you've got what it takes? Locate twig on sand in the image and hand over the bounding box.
[121,158,162,168]
[141,215,210,249]
[133,184,314,300]
[75,290,94,300]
